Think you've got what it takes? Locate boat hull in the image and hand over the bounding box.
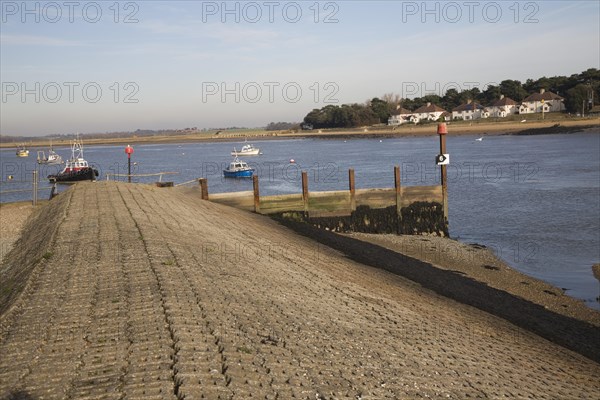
[48,167,99,183]
[223,169,254,178]
[39,160,64,166]
[230,149,260,156]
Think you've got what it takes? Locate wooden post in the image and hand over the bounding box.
[253,174,260,213]
[394,165,402,217]
[49,183,57,200]
[301,171,309,212]
[348,168,356,211]
[438,123,448,223]
[198,178,209,200]
[32,170,38,206]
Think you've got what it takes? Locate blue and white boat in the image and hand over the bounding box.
[223,157,255,178]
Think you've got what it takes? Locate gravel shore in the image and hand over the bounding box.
[1,182,599,398]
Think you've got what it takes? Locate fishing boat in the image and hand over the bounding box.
[231,140,261,156]
[223,157,255,178]
[37,143,64,165]
[48,137,98,182]
[16,144,29,157]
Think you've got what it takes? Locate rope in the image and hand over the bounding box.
[174,179,199,187]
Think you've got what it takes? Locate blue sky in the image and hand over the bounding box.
[1,0,599,136]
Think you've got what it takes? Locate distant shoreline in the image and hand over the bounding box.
[1,118,598,149]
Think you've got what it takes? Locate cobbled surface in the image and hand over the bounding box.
[1,182,599,399]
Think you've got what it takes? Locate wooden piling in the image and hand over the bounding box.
[301,171,309,212]
[438,124,448,223]
[49,183,57,200]
[32,170,38,206]
[394,165,402,217]
[253,175,260,213]
[198,178,209,200]
[349,169,356,211]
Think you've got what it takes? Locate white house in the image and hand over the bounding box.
[520,89,565,114]
[387,106,413,126]
[413,102,448,122]
[488,95,518,118]
[452,100,488,120]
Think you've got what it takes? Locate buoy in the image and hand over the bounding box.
[8,175,14,180]
[289,159,295,164]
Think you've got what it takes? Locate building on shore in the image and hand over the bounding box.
[386,89,566,126]
[519,88,565,114]
[412,102,450,123]
[387,106,413,126]
[488,95,518,118]
[452,100,489,120]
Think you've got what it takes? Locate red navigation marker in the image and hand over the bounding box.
[125,145,134,183]
[437,123,447,135]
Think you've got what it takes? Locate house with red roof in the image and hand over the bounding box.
[519,89,565,114]
[488,95,518,118]
[387,106,413,126]
[413,102,449,123]
[452,100,489,120]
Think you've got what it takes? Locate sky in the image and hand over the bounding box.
[1,0,599,136]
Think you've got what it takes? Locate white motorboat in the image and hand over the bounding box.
[231,140,261,156]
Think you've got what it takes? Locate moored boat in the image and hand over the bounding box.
[48,137,98,182]
[231,140,261,156]
[16,144,29,157]
[37,143,64,165]
[223,157,255,178]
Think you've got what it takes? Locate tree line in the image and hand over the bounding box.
[302,68,600,129]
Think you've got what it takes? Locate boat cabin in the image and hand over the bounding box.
[230,160,249,170]
[65,158,89,172]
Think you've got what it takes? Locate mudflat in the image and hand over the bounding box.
[0,182,598,399]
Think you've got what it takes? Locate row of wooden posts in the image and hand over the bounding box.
[196,165,447,221]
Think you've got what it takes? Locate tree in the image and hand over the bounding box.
[265,122,299,131]
[441,88,460,111]
[565,84,592,114]
[499,80,528,102]
[369,97,393,123]
[481,84,502,105]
